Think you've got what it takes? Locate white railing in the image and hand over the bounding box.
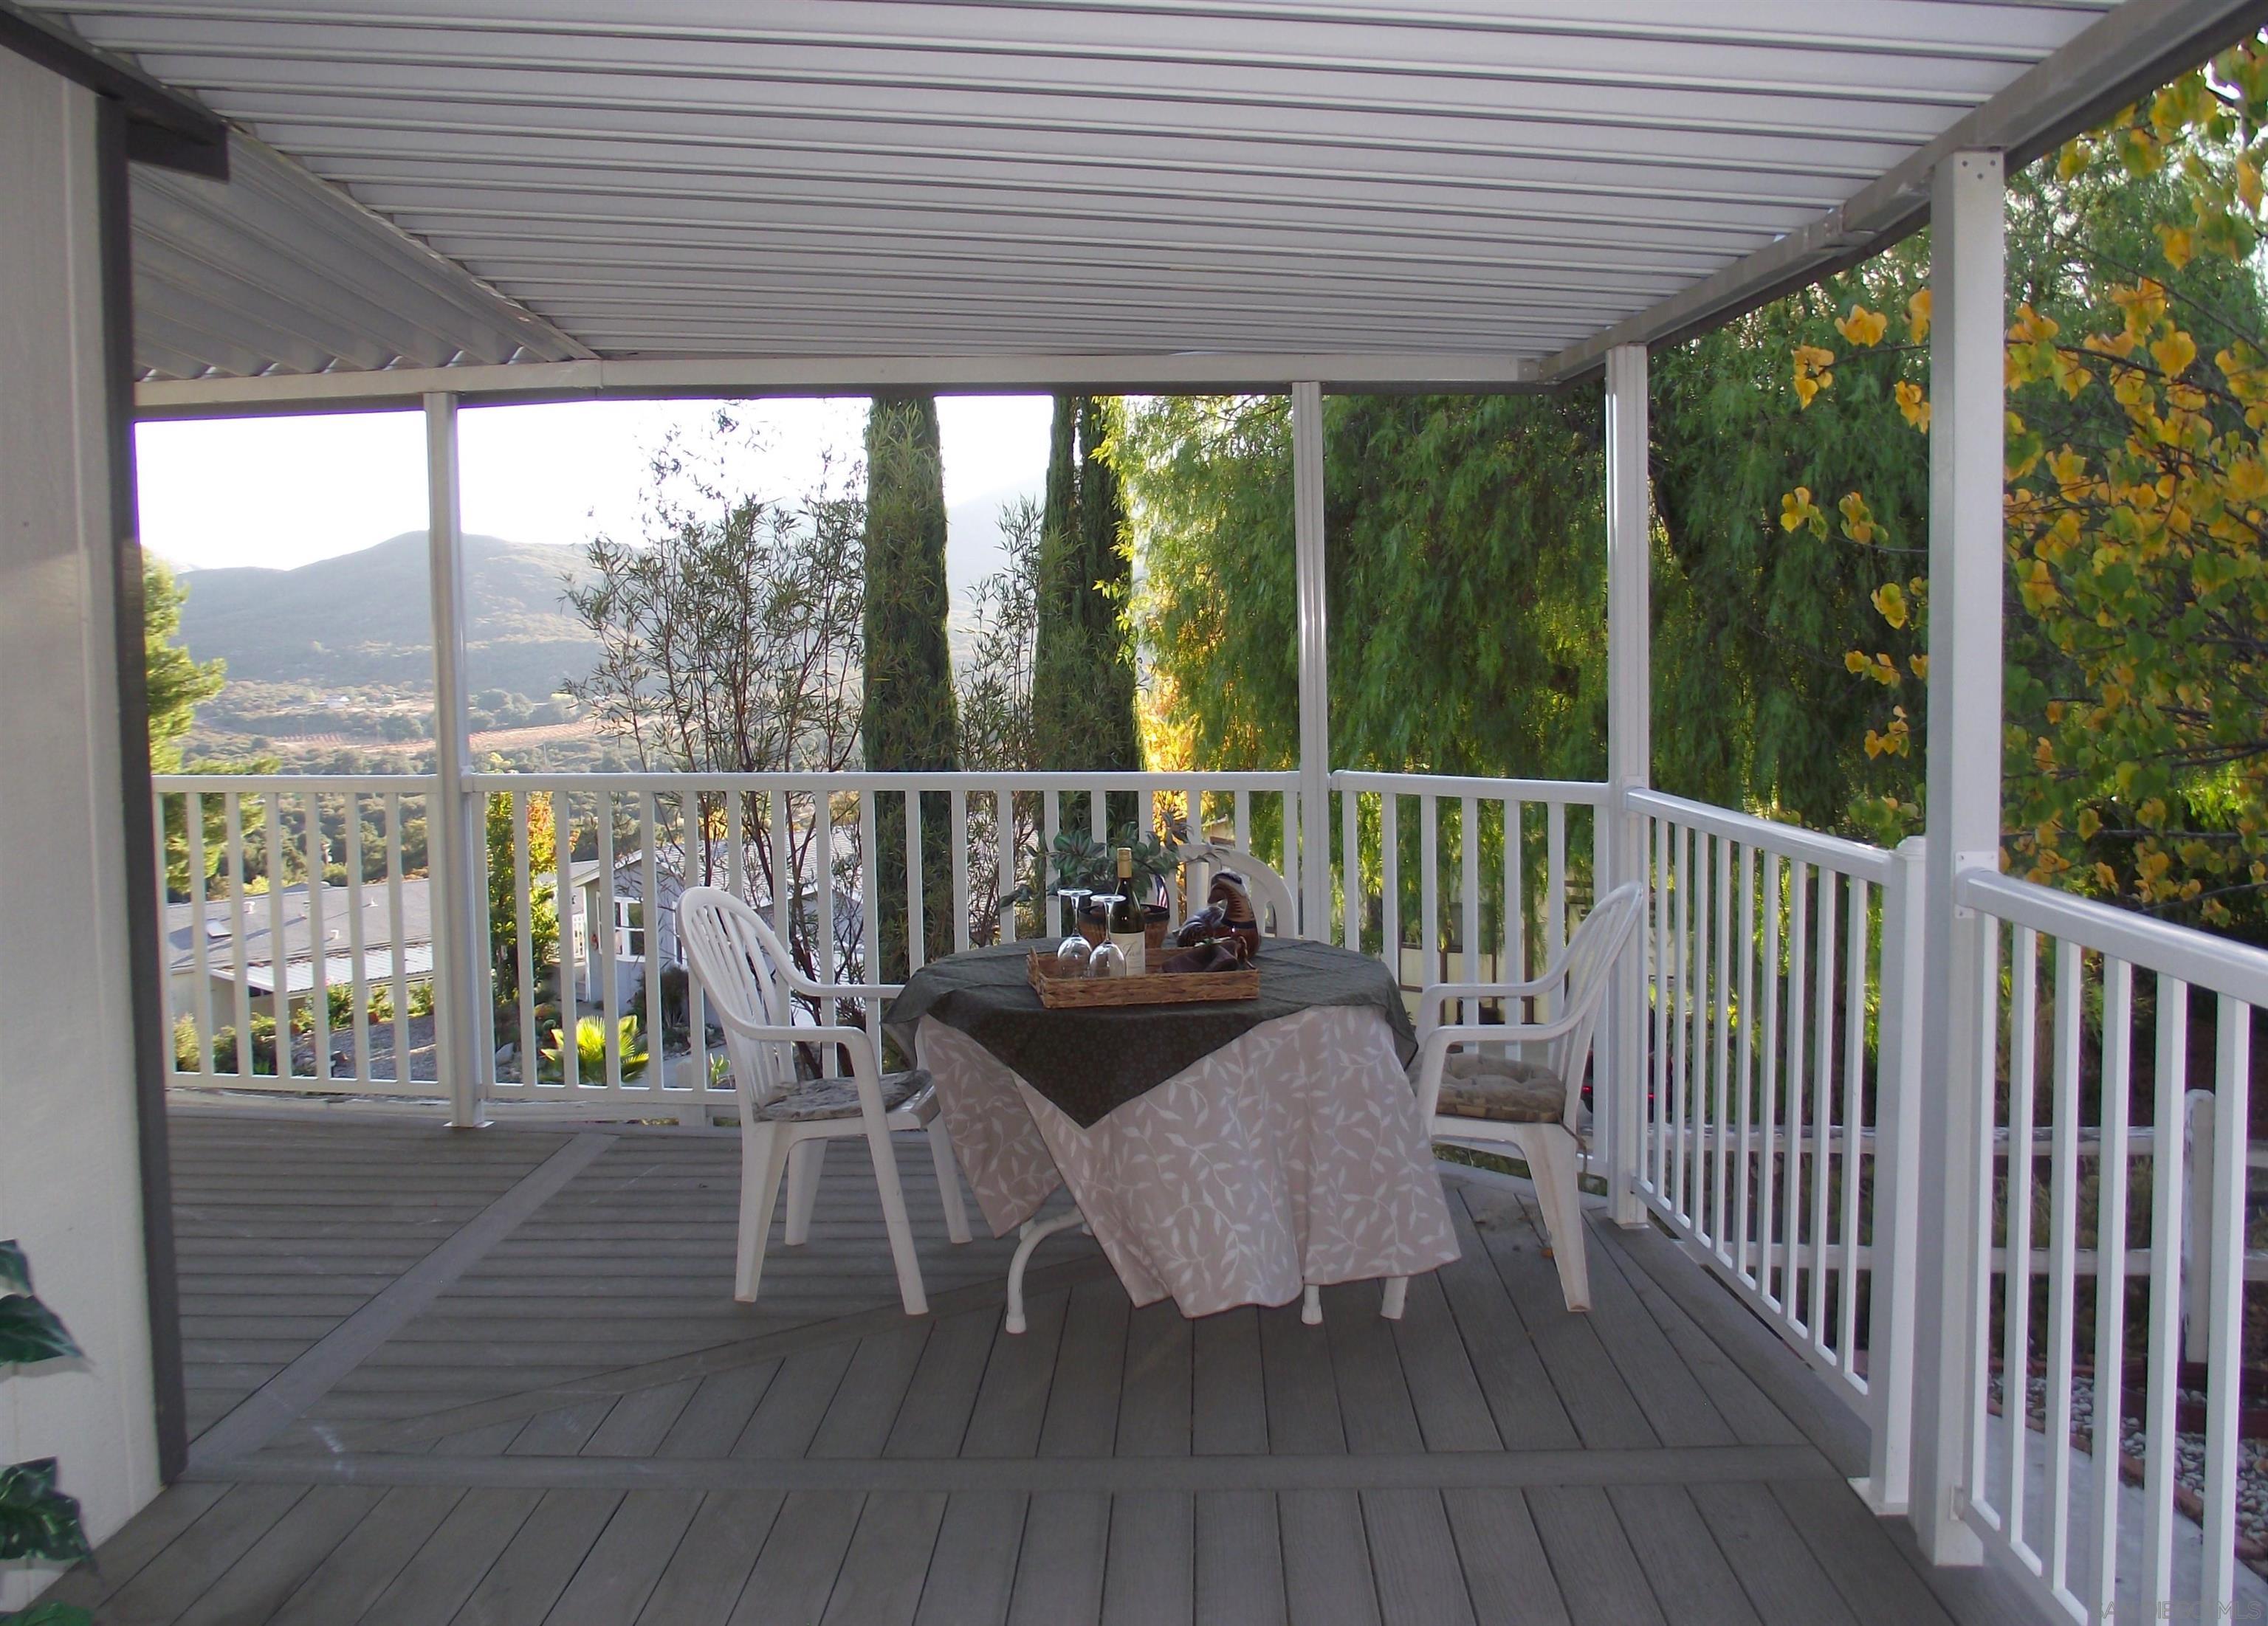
[1956,869,2268,1625]
[466,770,1302,1121]
[1625,789,1922,1514]
[1328,771,1606,987]
[154,774,439,1099]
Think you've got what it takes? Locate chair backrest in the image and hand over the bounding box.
[1534,881,1646,1120]
[1178,842,1297,937]
[677,885,799,1103]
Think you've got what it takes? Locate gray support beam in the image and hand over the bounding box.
[424,392,488,1129]
[1292,381,1331,937]
[1604,342,1651,1228]
[1908,149,2005,1568]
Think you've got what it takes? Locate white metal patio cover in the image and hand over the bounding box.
[25,0,2262,404]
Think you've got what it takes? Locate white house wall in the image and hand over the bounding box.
[0,51,162,1610]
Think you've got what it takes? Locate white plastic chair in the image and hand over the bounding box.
[1409,881,1645,1313]
[1177,841,1298,937]
[678,885,971,1313]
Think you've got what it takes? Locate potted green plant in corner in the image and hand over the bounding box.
[1,1241,92,1626]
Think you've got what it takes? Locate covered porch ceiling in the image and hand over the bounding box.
[22,0,2264,404]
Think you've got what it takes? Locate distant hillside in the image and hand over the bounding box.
[177,531,599,697]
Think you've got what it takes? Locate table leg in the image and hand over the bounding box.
[1006,1205,1088,1334]
[1380,1276,1408,1320]
[1302,1284,1322,1326]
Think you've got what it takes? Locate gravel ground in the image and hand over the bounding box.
[1990,1368,2268,1556]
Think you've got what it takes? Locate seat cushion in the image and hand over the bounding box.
[757,1068,930,1123]
[1432,1053,1567,1124]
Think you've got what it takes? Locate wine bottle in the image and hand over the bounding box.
[1107,847,1148,975]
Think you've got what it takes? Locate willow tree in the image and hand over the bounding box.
[862,394,960,974]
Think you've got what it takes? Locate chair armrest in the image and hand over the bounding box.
[1416,975,1564,1030]
[710,1019,881,1069]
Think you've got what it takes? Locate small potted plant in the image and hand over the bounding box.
[2,1240,94,1625]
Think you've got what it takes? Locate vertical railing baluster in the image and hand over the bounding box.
[226,793,252,1078]
[2199,996,2252,1615]
[1782,858,1809,1328]
[510,792,535,1093]
[1505,799,1525,986]
[1968,918,2004,1519]
[1381,793,1400,997]
[553,788,578,1095]
[2086,957,2134,1620]
[2041,938,2082,1587]
[306,791,331,1082]
[996,783,1017,945]
[182,790,211,1075]
[2003,926,2041,1560]
[906,789,926,974]
[1734,841,1757,1284]
[1341,786,1358,952]
[950,788,971,954]
[597,785,621,1090]
[1419,795,1440,993]
[1689,830,1712,1241]
[642,790,665,1098]
[386,792,409,1086]
[2140,974,2190,1613]
[1758,850,1782,1306]
[1669,822,1688,1222]
[1460,793,1481,1022]
[264,790,289,1081]
[857,790,880,1050]
[1838,875,1869,1368]
[1808,867,1836,1347]
[1713,832,1733,1259]
[343,796,369,1086]
[1651,814,1668,1204]
[1546,800,1567,988]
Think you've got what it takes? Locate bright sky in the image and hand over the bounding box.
[134,395,1056,572]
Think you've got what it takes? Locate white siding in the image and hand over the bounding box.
[0,51,162,1611]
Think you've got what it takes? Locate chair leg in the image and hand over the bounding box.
[927,1117,972,1244]
[1525,1127,1592,1313]
[783,1138,827,1245]
[865,1117,929,1317]
[735,1125,792,1306]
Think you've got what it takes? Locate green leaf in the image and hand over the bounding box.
[0,1241,27,1298]
[0,1295,81,1366]
[0,1459,91,1564]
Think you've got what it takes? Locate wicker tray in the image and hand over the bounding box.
[1026,951,1260,1008]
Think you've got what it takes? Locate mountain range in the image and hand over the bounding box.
[173,481,1036,699]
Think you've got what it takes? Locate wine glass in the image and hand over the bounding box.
[1059,887,1092,940]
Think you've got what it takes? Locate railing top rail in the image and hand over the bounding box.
[1327,770,1611,805]
[1959,869,2268,1007]
[461,769,1302,792]
[151,772,438,793]
[1625,788,1900,883]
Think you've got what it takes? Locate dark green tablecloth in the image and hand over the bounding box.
[882,937,1417,1129]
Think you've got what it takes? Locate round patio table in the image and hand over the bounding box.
[883,938,1460,1327]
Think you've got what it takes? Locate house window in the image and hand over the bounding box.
[614,899,645,959]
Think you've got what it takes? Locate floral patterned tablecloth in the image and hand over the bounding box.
[913,1003,1460,1317]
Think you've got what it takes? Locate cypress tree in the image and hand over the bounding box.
[1031,395,1143,837]
[862,393,959,976]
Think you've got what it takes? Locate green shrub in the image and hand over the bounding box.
[539,1015,646,1081]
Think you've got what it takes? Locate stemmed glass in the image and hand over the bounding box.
[1058,887,1093,940]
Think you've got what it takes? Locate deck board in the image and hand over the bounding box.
[34,1112,2053,1625]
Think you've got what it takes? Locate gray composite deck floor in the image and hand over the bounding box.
[41,1110,2049,1626]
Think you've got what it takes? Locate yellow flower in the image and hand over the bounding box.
[1838,492,1880,544]
[1906,289,1931,345]
[2159,223,2193,269]
[1894,379,1931,433]
[1780,487,1824,534]
[1871,581,1909,629]
[1835,305,1889,347]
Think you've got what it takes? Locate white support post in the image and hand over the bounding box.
[425,391,487,1128]
[1908,149,2004,1565]
[1604,342,1651,1227]
[1292,380,1331,937]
